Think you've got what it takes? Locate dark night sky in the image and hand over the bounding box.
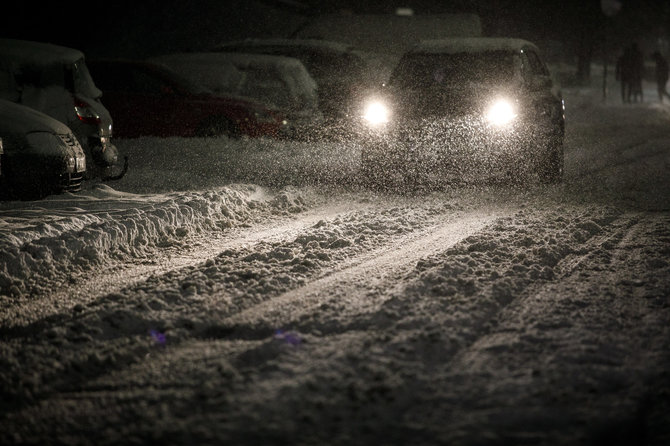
[2,1,668,61]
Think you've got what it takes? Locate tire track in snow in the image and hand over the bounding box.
[217,208,507,332]
[418,213,659,443]
[0,201,372,328]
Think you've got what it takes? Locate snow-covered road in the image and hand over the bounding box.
[1,87,670,445]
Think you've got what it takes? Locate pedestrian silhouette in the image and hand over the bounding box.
[615,47,632,103]
[652,51,670,102]
[629,42,644,103]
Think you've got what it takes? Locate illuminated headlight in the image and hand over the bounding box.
[485,99,517,126]
[363,101,390,126]
[66,156,76,172]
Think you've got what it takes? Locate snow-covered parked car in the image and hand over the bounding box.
[87,59,286,139]
[359,37,565,186]
[212,39,376,136]
[0,99,86,199]
[0,39,125,181]
[149,52,322,139]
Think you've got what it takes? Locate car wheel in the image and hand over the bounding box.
[197,117,240,138]
[538,137,564,184]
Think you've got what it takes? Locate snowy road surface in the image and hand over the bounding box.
[1,87,670,445]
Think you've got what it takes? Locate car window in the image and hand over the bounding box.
[390,51,515,89]
[238,66,291,108]
[522,50,549,77]
[127,68,174,95]
[155,65,212,95]
[15,62,65,89]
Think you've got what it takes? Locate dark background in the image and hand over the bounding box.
[3,0,669,81]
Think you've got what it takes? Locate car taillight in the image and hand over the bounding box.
[74,98,101,125]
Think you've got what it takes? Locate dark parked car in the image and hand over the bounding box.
[87,59,285,139]
[0,39,125,181]
[359,38,565,185]
[213,39,375,135]
[0,99,86,199]
[149,52,323,139]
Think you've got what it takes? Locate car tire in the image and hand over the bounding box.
[538,136,564,184]
[197,117,240,138]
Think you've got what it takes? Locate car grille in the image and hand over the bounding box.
[58,133,87,172]
[59,172,84,192]
[57,133,85,191]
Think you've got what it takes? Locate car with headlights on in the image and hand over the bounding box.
[0,99,86,199]
[86,59,285,139]
[359,38,565,186]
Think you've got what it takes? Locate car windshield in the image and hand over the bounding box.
[390,51,515,89]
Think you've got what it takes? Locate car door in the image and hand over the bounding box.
[124,66,190,137]
[520,48,562,130]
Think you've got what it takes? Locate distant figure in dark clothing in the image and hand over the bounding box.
[615,47,632,103]
[629,42,644,103]
[652,51,670,102]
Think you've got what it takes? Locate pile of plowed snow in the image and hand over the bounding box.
[0,184,308,298]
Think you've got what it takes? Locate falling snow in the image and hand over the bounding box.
[1,80,670,445]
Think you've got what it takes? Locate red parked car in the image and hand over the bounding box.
[86,59,285,139]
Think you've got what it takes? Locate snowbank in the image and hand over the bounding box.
[0,184,308,299]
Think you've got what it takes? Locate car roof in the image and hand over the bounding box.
[89,58,163,68]
[0,38,84,64]
[153,52,308,71]
[216,38,357,54]
[409,38,540,55]
[88,58,278,110]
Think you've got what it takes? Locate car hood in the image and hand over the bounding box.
[389,83,520,119]
[0,99,71,135]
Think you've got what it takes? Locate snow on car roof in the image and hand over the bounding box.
[0,38,84,64]
[292,13,483,56]
[150,52,319,111]
[411,38,539,55]
[216,38,357,54]
[155,51,309,71]
[149,53,244,91]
